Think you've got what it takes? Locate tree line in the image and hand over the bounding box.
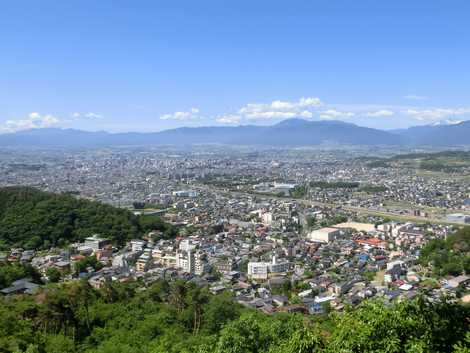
[0,279,468,353]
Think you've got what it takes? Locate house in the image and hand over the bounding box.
[215,258,235,273]
[209,285,226,295]
[53,260,71,273]
[0,278,39,295]
[355,237,387,250]
[89,274,111,289]
[272,295,288,307]
[448,275,470,289]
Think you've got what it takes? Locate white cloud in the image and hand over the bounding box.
[270,100,295,110]
[72,112,103,119]
[1,112,61,132]
[404,94,429,101]
[160,107,200,121]
[298,97,323,107]
[365,109,394,118]
[299,110,313,118]
[215,115,242,124]
[319,109,355,120]
[238,97,322,120]
[244,111,298,120]
[403,108,470,121]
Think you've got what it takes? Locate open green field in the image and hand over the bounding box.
[392,151,470,173]
[344,206,464,226]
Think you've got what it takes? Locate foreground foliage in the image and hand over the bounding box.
[0,279,468,353]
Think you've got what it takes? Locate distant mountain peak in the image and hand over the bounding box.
[1,118,469,147]
[274,118,353,128]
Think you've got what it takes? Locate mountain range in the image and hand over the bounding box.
[0,118,469,148]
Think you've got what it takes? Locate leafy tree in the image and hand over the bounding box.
[306,216,317,228]
[326,297,469,353]
[46,267,62,283]
[290,186,308,199]
[202,292,239,334]
[74,256,103,275]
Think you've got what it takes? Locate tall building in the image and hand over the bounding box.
[176,250,195,273]
[194,251,208,275]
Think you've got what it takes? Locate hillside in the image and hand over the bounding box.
[0,186,175,250]
[392,120,470,146]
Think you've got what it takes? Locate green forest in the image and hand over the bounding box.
[0,279,468,353]
[419,227,470,277]
[0,186,177,250]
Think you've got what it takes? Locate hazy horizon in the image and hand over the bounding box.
[0,117,467,136]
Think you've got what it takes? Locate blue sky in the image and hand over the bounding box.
[1,0,469,133]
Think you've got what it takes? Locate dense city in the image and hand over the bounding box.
[1,146,469,316]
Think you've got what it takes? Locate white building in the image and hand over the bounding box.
[307,227,340,243]
[248,255,290,280]
[248,262,269,280]
[387,260,405,271]
[84,235,110,251]
[262,212,273,226]
[173,190,198,198]
[130,240,146,252]
[176,250,195,274]
[179,239,197,252]
[273,182,297,190]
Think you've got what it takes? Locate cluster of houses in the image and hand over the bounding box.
[5,214,468,316]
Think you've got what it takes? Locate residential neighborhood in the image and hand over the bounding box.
[2,166,468,313]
